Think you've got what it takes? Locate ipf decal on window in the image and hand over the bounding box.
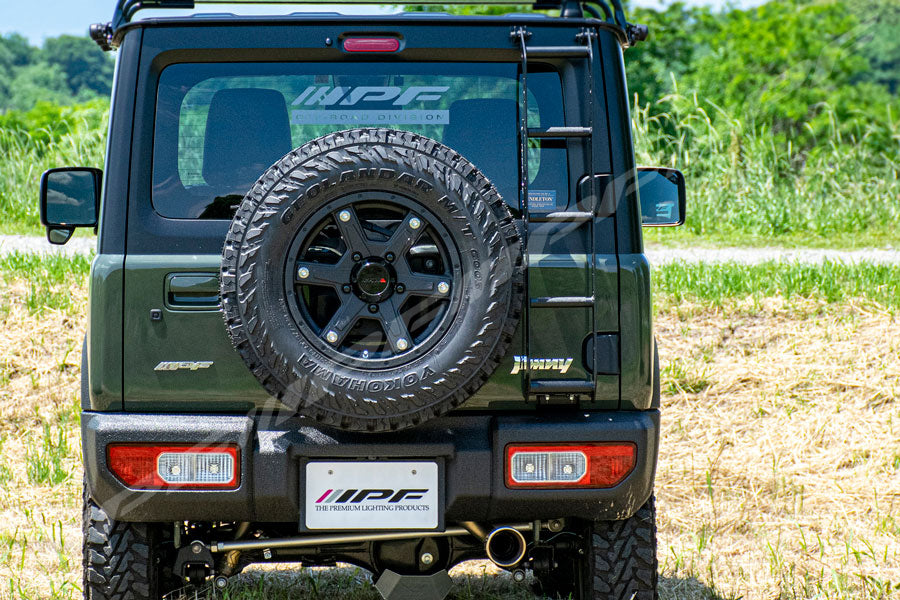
[290,85,451,125]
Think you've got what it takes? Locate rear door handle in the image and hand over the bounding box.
[165,273,220,309]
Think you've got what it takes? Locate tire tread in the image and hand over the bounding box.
[82,485,158,600]
[589,495,659,600]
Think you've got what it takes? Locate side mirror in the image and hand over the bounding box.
[40,167,102,245]
[637,167,685,227]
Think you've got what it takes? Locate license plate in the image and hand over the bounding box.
[305,461,439,530]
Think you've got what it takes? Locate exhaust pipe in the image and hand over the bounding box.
[485,526,527,568]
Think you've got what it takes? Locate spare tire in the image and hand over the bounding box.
[220,128,523,432]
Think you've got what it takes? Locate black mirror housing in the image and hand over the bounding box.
[40,167,102,245]
[637,167,686,227]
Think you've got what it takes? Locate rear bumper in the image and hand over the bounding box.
[82,411,659,524]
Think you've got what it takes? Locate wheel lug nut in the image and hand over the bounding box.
[368,304,378,313]
[338,210,351,222]
[342,284,352,293]
[352,252,362,262]
[326,331,339,344]
[297,267,310,279]
[437,281,450,294]
[395,284,405,294]
[385,252,395,262]
[396,338,409,351]
[408,217,421,230]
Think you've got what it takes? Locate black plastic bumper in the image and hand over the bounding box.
[82,411,659,524]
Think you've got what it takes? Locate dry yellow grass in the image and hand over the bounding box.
[0,276,898,599]
[0,278,85,599]
[656,298,900,600]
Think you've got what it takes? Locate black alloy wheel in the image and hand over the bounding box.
[284,193,462,367]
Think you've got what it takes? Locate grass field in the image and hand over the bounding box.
[631,94,900,250]
[0,255,898,599]
[0,102,107,237]
[2,97,899,249]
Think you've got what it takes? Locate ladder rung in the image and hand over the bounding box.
[529,211,593,223]
[525,46,591,58]
[530,296,594,308]
[529,379,595,394]
[528,127,592,138]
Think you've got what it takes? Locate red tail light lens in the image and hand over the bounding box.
[343,37,400,53]
[505,443,636,489]
[107,444,239,490]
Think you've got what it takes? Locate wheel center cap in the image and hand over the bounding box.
[353,260,394,302]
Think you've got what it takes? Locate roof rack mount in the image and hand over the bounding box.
[95,0,645,50]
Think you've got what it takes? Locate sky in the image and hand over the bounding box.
[1,0,758,45]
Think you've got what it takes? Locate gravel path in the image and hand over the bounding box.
[0,234,95,256]
[2,234,899,264]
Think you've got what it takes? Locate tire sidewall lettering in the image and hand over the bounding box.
[222,128,522,431]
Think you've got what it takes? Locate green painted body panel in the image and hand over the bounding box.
[87,254,125,411]
[617,253,653,409]
[529,254,592,384]
[119,250,623,411]
[591,254,620,407]
[122,254,275,412]
[467,251,620,409]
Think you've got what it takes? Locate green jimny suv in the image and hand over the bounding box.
[40,1,686,598]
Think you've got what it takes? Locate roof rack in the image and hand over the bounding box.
[90,0,646,50]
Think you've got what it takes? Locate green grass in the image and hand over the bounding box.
[0,252,92,317]
[0,252,92,281]
[0,438,13,488]
[1,93,899,246]
[0,101,107,236]
[633,93,900,247]
[24,424,71,486]
[653,260,900,309]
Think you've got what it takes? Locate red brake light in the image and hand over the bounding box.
[505,443,636,489]
[107,444,240,490]
[343,37,400,53]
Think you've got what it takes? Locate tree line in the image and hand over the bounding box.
[3,0,898,139]
[0,0,896,240]
[0,33,113,112]
[627,0,899,155]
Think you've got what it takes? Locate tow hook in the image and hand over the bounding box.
[173,540,215,586]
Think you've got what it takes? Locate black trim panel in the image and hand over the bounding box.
[83,411,658,524]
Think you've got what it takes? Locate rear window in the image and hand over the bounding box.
[152,62,567,219]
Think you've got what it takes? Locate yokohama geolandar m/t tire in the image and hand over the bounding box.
[82,485,178,600]
[221,128,523,432]
[535,496,658,600]
[587,495,658,600]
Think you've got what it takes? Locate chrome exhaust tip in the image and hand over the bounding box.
[485,526,527,568]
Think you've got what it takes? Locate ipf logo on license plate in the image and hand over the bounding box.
[305,462,439,530]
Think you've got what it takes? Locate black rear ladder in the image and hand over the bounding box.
[513,26,599,402]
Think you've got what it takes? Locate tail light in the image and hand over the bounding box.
[343,37,401,53]
[505,443,635,489]
[107,444,239,490]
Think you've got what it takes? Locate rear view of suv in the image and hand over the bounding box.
[40,1,686,598]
